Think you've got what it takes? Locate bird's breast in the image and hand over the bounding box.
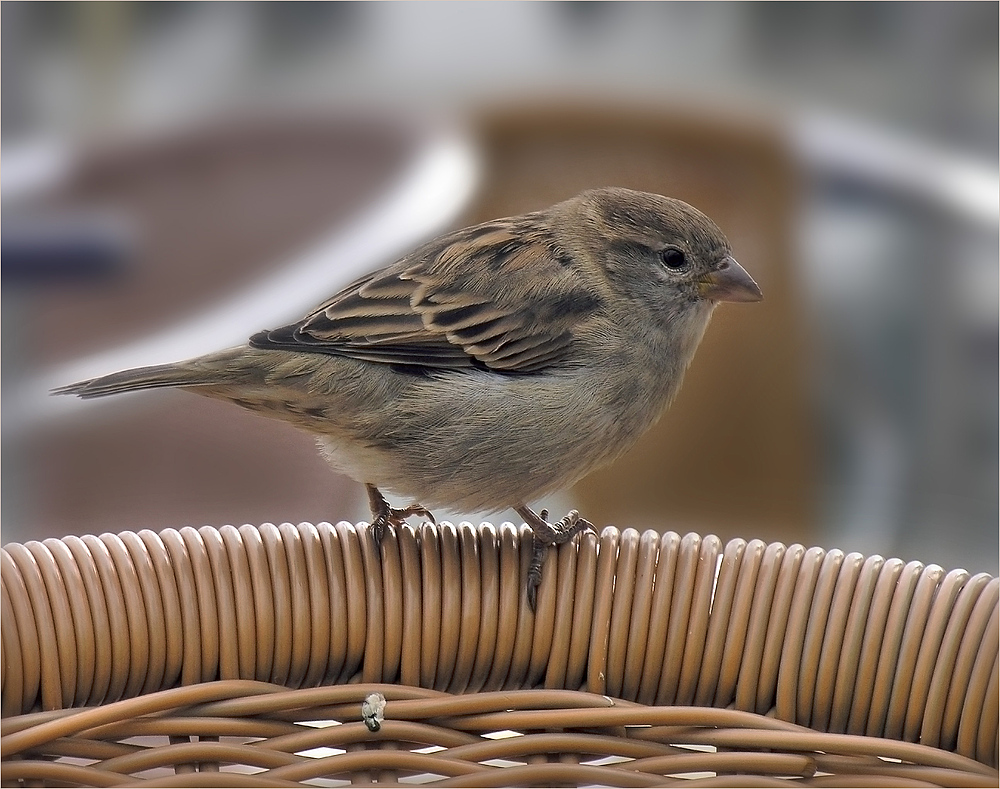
[314,361,679,513]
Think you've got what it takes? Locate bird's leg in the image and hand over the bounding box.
[365,484,436,544]
[515,504,595,611]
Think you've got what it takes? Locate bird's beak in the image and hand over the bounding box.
[698,256,762,303]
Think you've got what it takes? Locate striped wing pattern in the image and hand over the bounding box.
[250,219,600,374]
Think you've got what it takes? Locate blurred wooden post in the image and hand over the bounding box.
[464,105,816,544]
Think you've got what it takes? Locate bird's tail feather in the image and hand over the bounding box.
[52,363,220,399]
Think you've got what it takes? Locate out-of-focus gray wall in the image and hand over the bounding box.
[3,3,996,154]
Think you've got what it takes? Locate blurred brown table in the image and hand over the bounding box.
[11,116,419,541]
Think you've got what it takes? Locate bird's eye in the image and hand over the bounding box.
[660,248,687,270]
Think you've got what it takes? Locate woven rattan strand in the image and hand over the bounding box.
[2,521,997,787]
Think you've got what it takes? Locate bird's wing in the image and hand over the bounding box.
[249,219,602,374]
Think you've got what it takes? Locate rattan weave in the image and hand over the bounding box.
[2,521,997,786]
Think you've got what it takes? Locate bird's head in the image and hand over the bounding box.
[558,187,762,321]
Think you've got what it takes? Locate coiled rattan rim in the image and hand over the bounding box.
[2,521,997,786]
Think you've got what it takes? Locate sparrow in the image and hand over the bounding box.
[54,187,762,609]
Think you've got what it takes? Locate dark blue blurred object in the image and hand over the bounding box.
[2,215,133,285]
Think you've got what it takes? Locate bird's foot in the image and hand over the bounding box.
[366,484,436,544]
[515,505,595,611]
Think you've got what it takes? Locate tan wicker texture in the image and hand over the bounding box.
[2,522,997,787]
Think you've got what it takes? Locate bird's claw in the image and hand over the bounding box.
[366,484,436,545]
[516,506,595,611]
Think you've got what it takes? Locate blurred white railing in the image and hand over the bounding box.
[4,121,480,436]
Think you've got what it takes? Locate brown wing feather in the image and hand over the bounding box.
[250,217,602,374]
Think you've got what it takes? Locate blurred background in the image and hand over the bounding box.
[3,2,997,574]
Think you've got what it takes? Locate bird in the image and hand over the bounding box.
[54,187,762,608]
